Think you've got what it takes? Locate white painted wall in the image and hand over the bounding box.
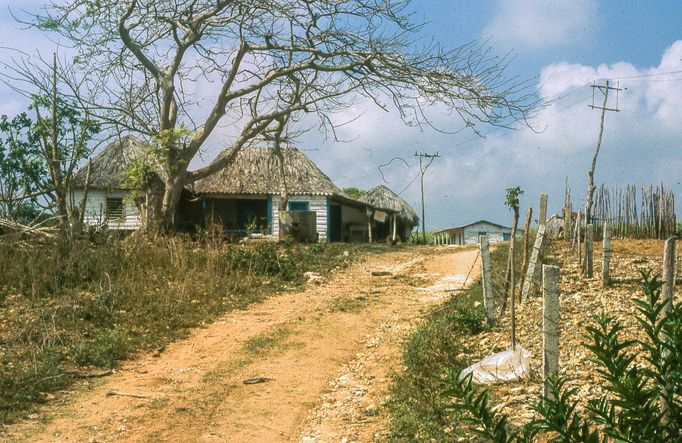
[72,190,142,230]
[462,221,513,245]
[271,194,328,242]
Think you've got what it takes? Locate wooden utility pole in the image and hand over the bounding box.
[585,80,621,272]
[415,152,440,243]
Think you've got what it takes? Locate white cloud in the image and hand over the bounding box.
[482,0,599,50]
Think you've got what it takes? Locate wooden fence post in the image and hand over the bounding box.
[602,222,611,287]
[518,207,533,301]
[479,235,494,325]
[542,265,561,401]
[576,210,582,262]
[564,204,572,242]
[585,224,594,277]
[662,237,676,311]
[660,237,676,429]
[539,193,548,226]
[521,224,546,303]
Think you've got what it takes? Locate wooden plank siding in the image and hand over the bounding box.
[72,190,142,230]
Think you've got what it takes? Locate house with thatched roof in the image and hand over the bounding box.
[180,146,373,242]
[71,136,159,230]
[72,137,412,242]
[358,185,419,242]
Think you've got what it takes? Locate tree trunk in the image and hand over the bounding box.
[159,170,187,230]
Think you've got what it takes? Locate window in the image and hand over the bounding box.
[503,233,511,241]
[105,197,124,219]
[478,231,487,237]
[288,201,310,212]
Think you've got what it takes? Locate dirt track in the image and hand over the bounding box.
[3,245,480,443]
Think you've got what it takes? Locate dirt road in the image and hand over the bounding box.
[3,246,480,443]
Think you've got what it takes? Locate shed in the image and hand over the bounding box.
[358,185,419,242]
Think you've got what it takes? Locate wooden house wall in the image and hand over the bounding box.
[72,190,142,230]
[271,195,328,241]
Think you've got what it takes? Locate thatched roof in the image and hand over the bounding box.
[190,146,344,196]
[359,185,419,226]
[73,136,153,190]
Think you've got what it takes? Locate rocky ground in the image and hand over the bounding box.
[455,238,679,430]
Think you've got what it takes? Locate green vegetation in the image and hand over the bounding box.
[0,235,367,424]
[444,270,681,441]
[387,244,511,441]
[329,294,370,313]
[342,187,365,199]
[243,326,298,355]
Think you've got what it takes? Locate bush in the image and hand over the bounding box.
[443,270,682,442]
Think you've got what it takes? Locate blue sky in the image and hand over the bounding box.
[1,1,681,230]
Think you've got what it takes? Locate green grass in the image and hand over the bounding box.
[329,294,370,313]
[386,244,514,442]
[243,326,298,355]
[0,234,373,425]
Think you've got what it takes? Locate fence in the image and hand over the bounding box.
[591,184,676,239]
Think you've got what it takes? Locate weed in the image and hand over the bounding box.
[243,326,296,355]
[329,295,369,313]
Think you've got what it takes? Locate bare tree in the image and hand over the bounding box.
[24,0,538,228]
[1,53,99,230]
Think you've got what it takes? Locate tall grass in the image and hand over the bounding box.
[0,234,364,424]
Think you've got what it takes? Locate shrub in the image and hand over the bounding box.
[443,270,682,442]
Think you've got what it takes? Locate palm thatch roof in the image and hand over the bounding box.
[190,146,344,196]
[359,185,419,226]
[73,136,154,189]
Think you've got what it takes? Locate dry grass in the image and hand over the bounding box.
[0,233,370,424]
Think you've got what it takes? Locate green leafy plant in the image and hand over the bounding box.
[443,270,681,442]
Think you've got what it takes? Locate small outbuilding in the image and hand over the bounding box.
[433,220,520,245]
[358,185,419,243]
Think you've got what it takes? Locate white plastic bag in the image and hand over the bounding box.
[460,346,531,384]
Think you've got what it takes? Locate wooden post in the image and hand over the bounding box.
[521,224,546,303]
[368,210,373,243]
[510,229,517,350]
[539,193,548,226]
[518,207,533,301]
[479,235,494,325]
[602,222,612,287]
[576,210,582,263]
[542,264,561,401]
[585,224,594,277]
[660,237,676,429]
[662,237,676,311]
[564,204,572,241]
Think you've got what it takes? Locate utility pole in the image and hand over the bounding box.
[584,80,620,276]
[586,80,621,224]
[415,151,440,243]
